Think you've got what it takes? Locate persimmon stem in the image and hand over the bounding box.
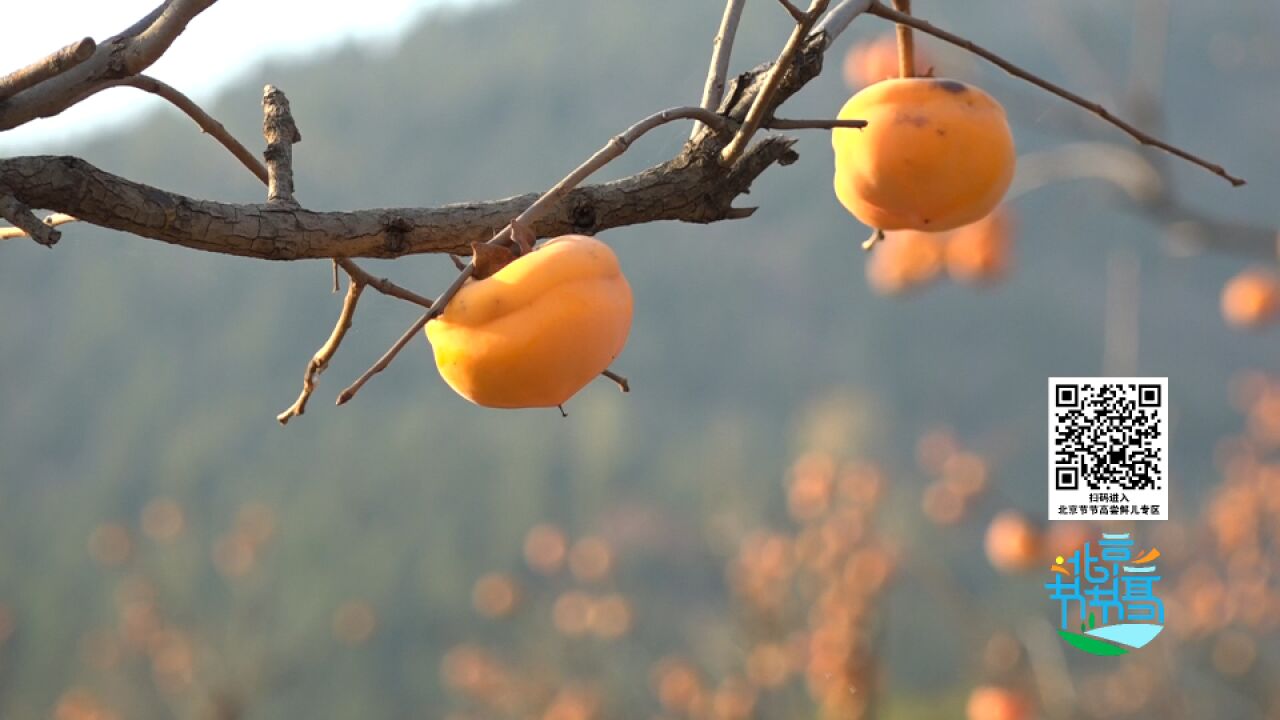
[862,228,884,251]
[866,1,1245,186]
[892,0,915,78]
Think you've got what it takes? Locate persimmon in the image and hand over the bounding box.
[966,686,1031,720]
[984,511,1041,574]
[426,234,632,408]
[833,78,1015,232]
[865,229,944,295]
[1221,269,1280,329]
[945,206,1015,285]
[842,34,933,89]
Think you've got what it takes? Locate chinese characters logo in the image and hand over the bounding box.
[1044,531,1164,655]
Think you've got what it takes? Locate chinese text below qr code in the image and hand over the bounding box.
[1048,378,1168,521]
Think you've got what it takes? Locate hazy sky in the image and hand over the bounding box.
[0,0,489,151]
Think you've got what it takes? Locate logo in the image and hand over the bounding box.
[1044,531,1164,655]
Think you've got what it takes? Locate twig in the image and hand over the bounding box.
[331,260,339,293]
[693,0,747,139]
[0,212,76,241]
[262,85,301,206]
[865,1,1246,186]
[765,118,867,130]
[0,37,95,102]
[777,0,807,22]
[277,277,364,424]
[0,194,60,246]
[891,0,914,78]
[720,0,830,165]
[339,106,731,406]
[601,369,630,393]
[333,258,434,309]
[811,0,874,43]
[98,75,269,185]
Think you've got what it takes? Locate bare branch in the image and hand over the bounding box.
[865,1,1245,187]
[262,85,301,207]
[333,258,434,309]
[340,105,742,406]
[0,194,60,246]
[0,37,95,102]
[891,0,915,78]
[765,118,867,130]
[720,0,830,165]
[601,369,630,393]
[777,0,807,23]
[812,0,874,43]
[98,75,269,184]
[694,0,747,139]
[277,277,364,424]
[0,212,75,241]
[0,0,219,130]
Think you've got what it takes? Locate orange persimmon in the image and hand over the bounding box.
[984,511,1042,574]
[865,229,945,295]
[833,78,1015,232]
[426,234,632,408]
[966,686,1031,720]
[1221,269,1280,329]
[945,206,1015,285]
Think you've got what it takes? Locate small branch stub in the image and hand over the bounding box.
[0,193,60,246]
[262,85,302,206]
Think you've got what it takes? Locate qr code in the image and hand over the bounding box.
[1048,377,1168,521]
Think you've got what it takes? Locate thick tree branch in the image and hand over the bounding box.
[0,194,60,246]
[277,277,364,425]
[866,1,1245,186]
[0,0,219,130]
[0,37,96,102]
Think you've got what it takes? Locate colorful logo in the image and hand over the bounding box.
[1044,531,1164,655]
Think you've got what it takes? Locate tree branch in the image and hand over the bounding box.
[0,0,219,130]
[865,0,1245,186]
[0,194,60,246]
[891,0,915,78]
[277,277,364,425]
[0,212,76,241]
[99,75,269,184]
[262,85,301,206]
[333,258,433,309]
[694,0,747,139]
[720,0,830,165]
[812,0,874,42]
[0,37,96,102]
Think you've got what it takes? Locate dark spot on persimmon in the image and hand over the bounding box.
[935,80,967,94]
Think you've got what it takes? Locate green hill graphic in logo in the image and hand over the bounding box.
[1045,532,1164,656]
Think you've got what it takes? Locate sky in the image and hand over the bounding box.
[0,0,490,152]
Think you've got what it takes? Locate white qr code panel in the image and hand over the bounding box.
[1048,378,1168,521]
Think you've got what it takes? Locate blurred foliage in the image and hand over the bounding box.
[0,0,1278,718]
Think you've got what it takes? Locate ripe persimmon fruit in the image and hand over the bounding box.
[1221,269,1280,329]
[945,206,1015,285]
[833,78,1015,232]
[426,234,632,408]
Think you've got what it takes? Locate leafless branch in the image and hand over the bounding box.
[0,212,76,241]
[865,1,1246,186]
[720,0,830,165]
[777,0,807,23]
[812,0,874,42]
[262,85,301,207]
[99,75,269,184]
[277,277,364,424]
[601,369,631,393]
[339,105,737,406]
[765,118,867,130]
[0,0,220,130]
[0,194,60,246]
[693,0,747,139]
[333,258,433,309]
[0,37,95,101]
[891,0,915,78]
